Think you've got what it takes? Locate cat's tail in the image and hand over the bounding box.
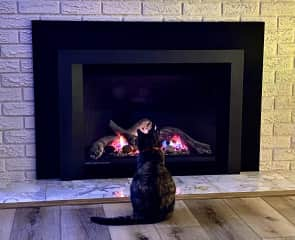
[90,215,160,225]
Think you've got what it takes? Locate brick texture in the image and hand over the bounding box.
[18,1,60,14]
[102,1,141,15]
[0,0,295,179]
[2,102,34,116]
[183,3,221,16]
[62,1,101,15]
[4,130,35,144]
[1,73,33,87]
[143,2,181,16]
[0,1,17,14]
[0,30,18,43]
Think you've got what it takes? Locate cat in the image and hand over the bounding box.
[90,123,176,225]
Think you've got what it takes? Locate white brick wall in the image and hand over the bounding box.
[0,0,294,180]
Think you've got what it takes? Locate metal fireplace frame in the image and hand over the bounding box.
[58,50,244,180]
[32,21,264,179]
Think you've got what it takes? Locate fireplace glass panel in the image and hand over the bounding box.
[83,63,231,169]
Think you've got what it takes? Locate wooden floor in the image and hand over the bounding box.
[1,197,295,240]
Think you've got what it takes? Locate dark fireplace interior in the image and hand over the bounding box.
[32,21,264,180]
[84,63,230,163]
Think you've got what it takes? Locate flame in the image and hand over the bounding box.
[162,134,188,152]
[111,135,128,152]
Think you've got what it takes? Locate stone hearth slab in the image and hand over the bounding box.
[0,171,295,209]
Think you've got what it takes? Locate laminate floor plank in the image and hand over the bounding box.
[263,197,295,225]
[184,199,261,240]
[155,200,210,240]
[0,209,15,240]
[61,204,111,240]
[225,197,295,239]
[103,202,161,240]
[9,207,60,240]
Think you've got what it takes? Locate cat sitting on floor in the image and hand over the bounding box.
[90,123,176,225]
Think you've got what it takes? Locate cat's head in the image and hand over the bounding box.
[137,123,161,151]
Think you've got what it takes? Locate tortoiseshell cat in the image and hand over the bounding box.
[91,124,176,225]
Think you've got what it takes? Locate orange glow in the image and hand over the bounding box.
[111,135,128,152]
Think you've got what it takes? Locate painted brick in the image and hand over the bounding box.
[0,145,25,157]
[0,171,25,181]
[0,30,18,43]
[262,97,274,110]
[62,1,101,15]
[223,2,259,16]
[259,161,272,171]
[1,73,33,87]
[263,44,277,57]
[202,17,239,22]
[164,16,202,22]
[103,1,141,15]
[5,158,35,171]
[0,117,23,129]
[261,123,273,136]
[3,102,34,116]
[275,96,295,109]
[19,1,60,14]
[292,112,295,123]
[274,123,295,136]
[41,15,82,21]
[1,44,32,58]
[0,1,17,14]
[261,136,290,148]
[265,29,294,43]
[83,16,122,21]
[0,159,4,172]
[279,17,295,29]
[261,111,291,123]
[0,131,2,144]
[183,3,221,16]
[4,130,35,144]
[0,87,22,101]
[262,83,292,96]
[20,59,32,73]
[290,161,295,170]
[0,59,19,73]
[260,149,273,162]
[23,88,34,101]
[263,71,275,83]
[271,161,290,170]
[19,30,32,44]
[24,117,34,129]
[143,2,181,16]
[278,44,295,56]
[276,70,295,82]
[0,15,39,29]
[261,2,295,17]
[25,170,36,180]
[274,149,295,161]
[25,144,35,157]
[241,17,277,30]
[263,56,293,71]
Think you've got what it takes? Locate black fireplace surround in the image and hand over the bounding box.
[32,21,264,180]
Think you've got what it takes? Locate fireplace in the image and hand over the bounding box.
[32,21,264,180]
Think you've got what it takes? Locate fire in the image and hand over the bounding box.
[111,135,128,152]
[162,134,188,152]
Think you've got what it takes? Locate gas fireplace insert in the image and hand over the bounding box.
[32,22,264,180]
